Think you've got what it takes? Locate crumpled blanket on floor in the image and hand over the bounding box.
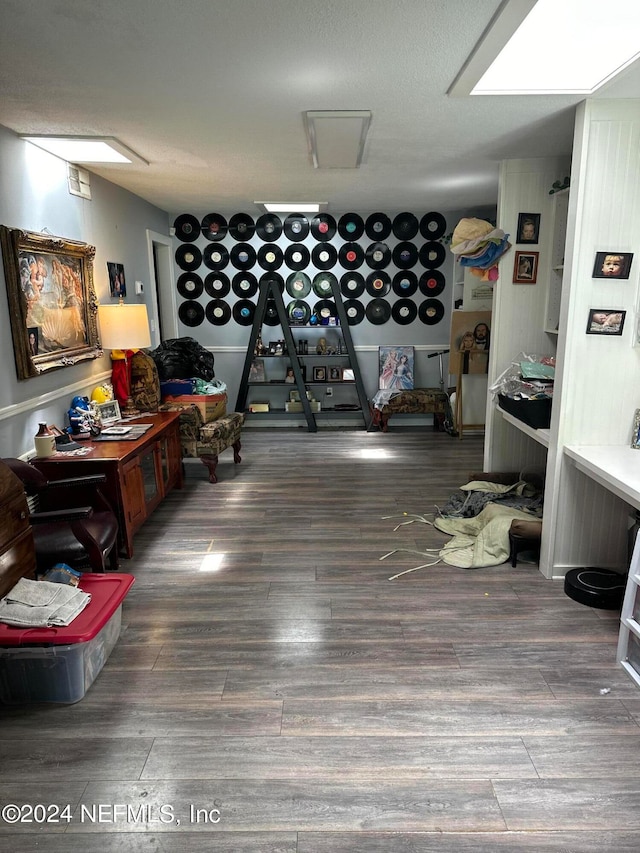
[0,578,91,627]
[438,478,543,519]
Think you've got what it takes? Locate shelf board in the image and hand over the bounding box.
[496,405,550,448]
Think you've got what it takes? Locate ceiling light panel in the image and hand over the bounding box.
[21,136,148,165]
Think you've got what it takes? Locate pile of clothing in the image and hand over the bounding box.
[450,217,511,282]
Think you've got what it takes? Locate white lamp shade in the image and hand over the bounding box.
[98,303,151,350]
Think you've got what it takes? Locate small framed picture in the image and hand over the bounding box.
[586,309,626,336]
[632,409,640,449]
[107,261,127,298]
[95,399,122,426]
[289,389,300,402]
[513,251,539,284]
[592,251,633,280]
[248,359,265,382]
[517,213,540,244]
[313,366,326,382]
[342,368,355,382]
[329,365,342,381]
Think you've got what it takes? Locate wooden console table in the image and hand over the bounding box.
[33,411,183,558]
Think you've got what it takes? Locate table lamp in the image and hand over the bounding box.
[97,298,151,417]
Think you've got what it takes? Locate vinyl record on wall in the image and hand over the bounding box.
[203,244,229,271]
[232,271,258,298]
[340,271,366,299]
[205,299,231,325]
[314,298,337,321]
[339,242,364,270]
[311,242,337,270]
[392,242,418,269]
[338,213,365,241]
[313,272,338,297]
[366,298,391,325]
[230,242,256,270]
[174,213,200,242]
[365,270,391,296]
[228,213,256,241]
[287,299,311,325]
[256,213,283,241]
[418,298,445,325]
[260,272,285,292]
[419,240,446,269]
[177,272,204,299]
[175,244,202,271]
[284,244,310,271]
[310,213,337,242]
[286,271,311,299]
[419,211,447,240]
[204,272,230,298]
[283,213,310,242]
[343,298,365,325]
[419,269,445,297]
[365,242,391,269]
[178,300,205,327]
[392,212,419,240]
[392,270,418,297]
[365,212,391,241]
[233,299,256,326]
[263,299,280,325]
[392,298,418,325]
[201,213,228,241]
[257,244,283,271]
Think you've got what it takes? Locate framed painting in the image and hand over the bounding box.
[0,225,101,380]
[378,345,414,390]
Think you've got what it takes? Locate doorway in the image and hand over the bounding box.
[146,229,177,348]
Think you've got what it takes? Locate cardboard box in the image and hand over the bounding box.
[249,401,270,413]
[164,392,227,422]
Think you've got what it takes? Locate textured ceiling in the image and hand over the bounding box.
[1,0,638,216]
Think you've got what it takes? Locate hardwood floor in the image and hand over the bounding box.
[1,427,639,851]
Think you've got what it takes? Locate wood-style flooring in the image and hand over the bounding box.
[1,427,639,851]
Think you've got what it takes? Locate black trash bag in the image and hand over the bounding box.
[148,337,215,381]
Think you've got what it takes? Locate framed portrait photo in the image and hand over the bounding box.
[313,366,326,382]
[517,212,540,244]
[95,399,122,426]
[329,365,342,381]
[107,261,127,297]
[586,308,626,336]
[592,251,633,280]
[513,251,539,284]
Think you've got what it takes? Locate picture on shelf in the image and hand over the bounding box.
[342,368,355,382]
[513,251,538,284]
[95,399,122,426]
[586,308,626,336]
[592,251,633,280]
[516,212,540,244]
[249,359,265,382]
[378,346,414,390]
[329,366,342,381]
[313,366,326,382]
[285,365,295,383]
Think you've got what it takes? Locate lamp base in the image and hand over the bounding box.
[120,396,142,418]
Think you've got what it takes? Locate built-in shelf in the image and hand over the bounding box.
[497,405,550,448]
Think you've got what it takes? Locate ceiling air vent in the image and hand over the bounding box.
[67,164,91,200]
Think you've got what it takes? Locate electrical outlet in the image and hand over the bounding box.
[326,387,333,397]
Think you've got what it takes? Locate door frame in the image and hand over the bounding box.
[146,229,177,347]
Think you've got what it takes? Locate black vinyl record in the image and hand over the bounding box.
[340,271,366,299]
[287,299,311,325]
[338,213,364,241]
[314,298,337,322]
[263,299,280,325]
[203,243,229,271]
[343,298,365,325]
[313,272,337,298]
[392,242,419,269]
[286,272,311,299]
[233,299,255,326]
[178,300,204,327]
[174,213,200,242]
[339,242,364,270]
[259,273,284,293]
[205,299,231,325]
[365,242,391,269]
[419,298,445,325]
[257,244,283,271]
[232,272,258,298]
[366,298,391,325]
[312,242,337,270]
[256,213,282,241]
[204,271,230,298]
[230,243,256,270]
[284,243,310,271]
[366,270,391,296]
[419,269,445,297]
[283,213,310,242]
[365,213,392,241]
[201,213,228,241]
[228,213,255,241]
[310,213,337,242]
[175,244,202,271]
[420,211,447,240]
[177,272,204,299]
[419,241,446,269]
[392,270,418,297]
[392,298,418,325]
[392,212,419,240]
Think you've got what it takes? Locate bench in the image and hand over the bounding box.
[369,388,449,432]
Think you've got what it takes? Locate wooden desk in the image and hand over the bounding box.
[33,412,183,558]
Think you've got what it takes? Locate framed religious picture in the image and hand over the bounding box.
[592,251,633,280]
[516,212,540,244]
[0,225,101,380]
[513,251,539,284]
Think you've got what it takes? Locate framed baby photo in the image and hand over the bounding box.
[586,308,626,336]
[516,212,540,245]
[592,251,633,280]
[312,366,326,382]
[513,251,539,284]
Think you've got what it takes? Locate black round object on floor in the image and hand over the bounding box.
[564,567,626,610]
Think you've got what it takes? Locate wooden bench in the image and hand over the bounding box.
[369,388,449,432]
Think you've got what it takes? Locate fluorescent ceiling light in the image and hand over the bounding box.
[304,110,372,168]
[256,202,326,213]
[449,0,640,96]
[21,135,148,165]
